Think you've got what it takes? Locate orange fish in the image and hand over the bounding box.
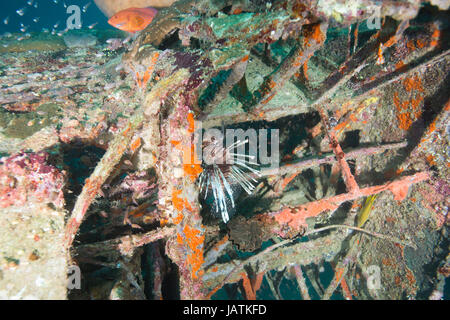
[108,7,158,33]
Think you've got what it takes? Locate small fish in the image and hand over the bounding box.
[3,16,9,25]
[16,8,26,16]
[83,2,91,13]
[356,194,378,228]
[27,0,34,5]
[33,17,39,23]
[42,28,49,33]
[34,2,38,8]
[54,21,60,29]
[88,22,98,29]
[20,24,28,32]
[53,0,58,4]
[108,7,158,33]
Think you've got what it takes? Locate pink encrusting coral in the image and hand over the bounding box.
[0,152,65,209]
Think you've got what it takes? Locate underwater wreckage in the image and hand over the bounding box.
[0,0,449,300]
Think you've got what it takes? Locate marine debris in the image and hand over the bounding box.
[0,0,449,300]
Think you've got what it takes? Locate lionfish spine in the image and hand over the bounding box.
[197,139,260,223]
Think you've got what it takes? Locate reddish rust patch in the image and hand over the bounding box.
[405,268,416,286]
[240,272,264,300]
[340,277,352,300]
[187,112,195,133]
[232,7,243,15]
[122,125,131,136]
[130,137,141,153]
[280,172,300,191]
[430,29,440,47]
[376,44,385,65]
[172,189,185,212]
[386,216,397,223]
[271,172,429,232]
[303,23,325,48]
[183,144,203,182]
[303,61,309,80]
[395,60,405,70]
[426,155,436,166]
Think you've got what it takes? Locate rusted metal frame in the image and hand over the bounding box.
[293,265,312,300]
[317,106,361,194]
[312,18,400,103]
[154,77,207,299]
[353,48,450,100]
[322,242,358,300]
[201,48,448,128]
[245,23,328,113]
[74,226,177,258]
[205,224,352,295]
[265,171,429,236]
[202,55,249,115]
[74,223,221,259]
[202,41,449,133]
[199,21,393,127]
[204,209,422,295]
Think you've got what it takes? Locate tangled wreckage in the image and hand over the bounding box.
[0,0,449,299]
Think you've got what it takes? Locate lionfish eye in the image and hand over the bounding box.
[196,139,261,223]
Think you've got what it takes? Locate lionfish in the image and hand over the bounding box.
[197,137,261,223]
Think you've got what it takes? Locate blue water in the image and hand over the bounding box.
[0,0,113,34]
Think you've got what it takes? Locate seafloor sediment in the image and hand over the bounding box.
[0,0,449,300]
